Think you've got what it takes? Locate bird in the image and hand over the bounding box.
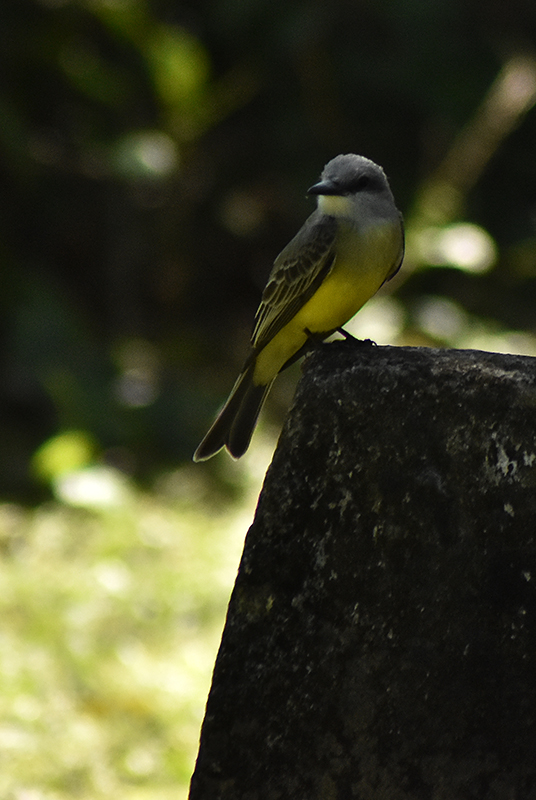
[193,153,404,461]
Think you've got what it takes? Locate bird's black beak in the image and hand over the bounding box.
[307,178,340,196]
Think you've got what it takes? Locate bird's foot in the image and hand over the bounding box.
[303,327,328,345]
[337,327,376,347]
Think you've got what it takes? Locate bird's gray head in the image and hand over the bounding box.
[308,154,390,198]
[307,154,397,222]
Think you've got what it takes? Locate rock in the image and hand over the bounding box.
[190,342,536,799]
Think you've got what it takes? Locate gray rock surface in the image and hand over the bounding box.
[190,342,536,799]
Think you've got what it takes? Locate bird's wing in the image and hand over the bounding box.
[251,210,337,351]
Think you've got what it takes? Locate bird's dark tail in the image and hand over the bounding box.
[193,364,273,461]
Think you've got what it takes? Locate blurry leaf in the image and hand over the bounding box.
[146,25,210,108]
[88,0,151,43]
[32,430,97,482]
[59,39,131,106]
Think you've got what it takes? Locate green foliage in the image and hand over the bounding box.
[0,472,252,797]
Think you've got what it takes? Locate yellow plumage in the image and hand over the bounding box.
[194,154,404,461]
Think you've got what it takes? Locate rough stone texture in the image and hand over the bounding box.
[189,343,536,800]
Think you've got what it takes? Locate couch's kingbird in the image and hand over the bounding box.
[194,154,404,461]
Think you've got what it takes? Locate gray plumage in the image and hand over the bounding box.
[194,154,404,461]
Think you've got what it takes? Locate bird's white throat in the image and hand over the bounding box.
[316,193,355,218]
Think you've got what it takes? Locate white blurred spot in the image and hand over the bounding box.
[94,560,131,595]
[499,56,536,113]
[55,466,131,509]
[416,223,497,273]
[12,695,41,722]
[114,370,158,408]
[124,744,159,776]
[13,790,44,800]
[136,132,178,175]
[345,296,405,344]
[461,330,536,357]
[114,130,179,179]
[415,296,468,341]
[113,338,160,408]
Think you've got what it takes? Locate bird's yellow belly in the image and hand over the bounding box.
[252,271,382,385]
[253,221,401,385]
[297,268,383,332]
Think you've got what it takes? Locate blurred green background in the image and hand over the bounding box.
[2,0,536,796]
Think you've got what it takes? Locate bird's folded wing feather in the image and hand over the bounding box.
[251,211,337,351]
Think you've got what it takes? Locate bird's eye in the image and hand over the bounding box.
[354,175,371,191]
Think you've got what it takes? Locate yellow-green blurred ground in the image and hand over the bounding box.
[0,439,274,799]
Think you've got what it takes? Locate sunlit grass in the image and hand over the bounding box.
[0,438,274,799]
